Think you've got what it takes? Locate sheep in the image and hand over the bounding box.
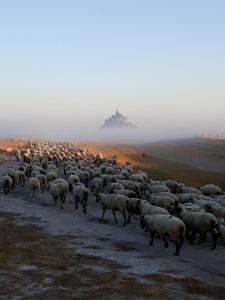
[78,170,89,187]
[48,179,68,208]
[129,198,141,220]
[129,174,145,183]
[8,169,18,189]
[173,202,218,250]
[117,180,141,198]
[184,203,206,213]
[214,198,225,207]
[200,184,222,196]
[139,214,185,256]
[68,174,80,193]
[164,180,178,194]
[139,200,169,216]
[72,184,90,214]
[110,174,125,182]
[96,193,131,226]
[107,182,123,194]
[204,204,225,225]
[149,180,162,185]
[101,174,111,190]
[149,184,171,195]
[2,175,13,195]
[179,186,202,195]
[192,199,221,211]
[46,171,57,183]
[29,177,40,199]
[113,189,136,199]
[89,177,102,196]
[178,193,200,204]
[104,166,115,175]
[16,170,26,187]
[149,195,175,211]
[36,174,47,193]
[152,192,178,201]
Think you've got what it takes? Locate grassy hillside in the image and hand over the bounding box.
[138,138,225,173]
[88,143,225,190]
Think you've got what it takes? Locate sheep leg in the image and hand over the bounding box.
[127,209,131,224]
[83,202,87,214]
[175,242,181,256]
[163,237,169,248]
[100,208,106,223]
[149,230,155,246]
[75,199,78,209]
[189,231,196,245]
[211,229,218,251]
[132,213,137,220]
[122,210,127,226]
[197,234,204,245]
[112,209,118,223]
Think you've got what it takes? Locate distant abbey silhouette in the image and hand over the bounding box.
[101,109,136,128]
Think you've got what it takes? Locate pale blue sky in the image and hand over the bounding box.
[0,0,224,140]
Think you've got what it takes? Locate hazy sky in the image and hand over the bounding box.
[0,0,224,141]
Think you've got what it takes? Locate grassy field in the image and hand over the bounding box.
[88,142,225,190]
[140,138,225,161]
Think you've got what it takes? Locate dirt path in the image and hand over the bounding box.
[1,160,225,299]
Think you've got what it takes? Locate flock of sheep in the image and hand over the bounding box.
[2,142,225,256]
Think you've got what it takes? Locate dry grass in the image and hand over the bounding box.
[144,274,225,300]
[0,212,177,299]
[88,143,225,189]
[0,138,30,150]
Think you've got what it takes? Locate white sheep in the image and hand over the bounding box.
[89,177,103,196]
[178,193,200,203]
[113,189,136,199]
[152,192,178,201]
[149,184,170,194]
[68,174,80,193]
[179,186,202,195]
[48,179,68,208]
[29,177,41,199]
[2,175,13,195]
[117,180,141,198]
[149,195,175,211]
[164,180,179,194]
[8,169,18,189]
[139,214,185,256]
[174,202,218,250]
[37,174,47,193]
[183,203,206,213]
[200,184,222,196]
[97,193,131,226]
[72,184,89,214]
[107,182,123,194]
[139,200,169,216]
[46,171,57,183]
[16,170,26,187]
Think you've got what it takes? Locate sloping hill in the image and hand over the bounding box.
[87,142,225,190]
[139,138,225,174]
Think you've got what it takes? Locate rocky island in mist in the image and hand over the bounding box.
[101,109,136,129]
